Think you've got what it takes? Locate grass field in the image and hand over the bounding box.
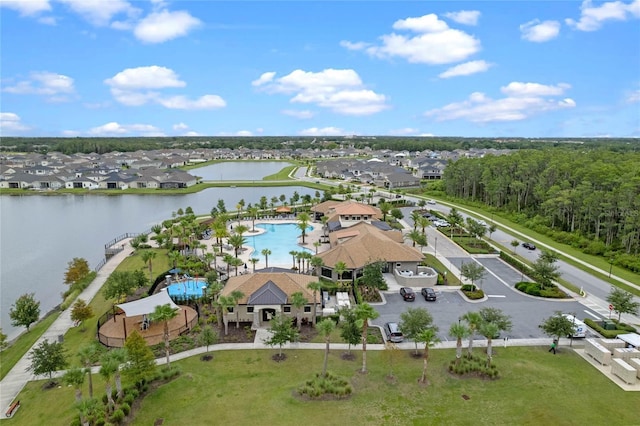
[8,346,637,426]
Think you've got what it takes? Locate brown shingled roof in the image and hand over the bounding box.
[220,272,316,303]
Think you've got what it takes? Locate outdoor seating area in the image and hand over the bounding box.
[394,267,438,286]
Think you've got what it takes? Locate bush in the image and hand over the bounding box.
[119,403,130,416]
[60,289,81,310]
[584,319,633,338]
[110,409,125,424]
[297,372,352,399]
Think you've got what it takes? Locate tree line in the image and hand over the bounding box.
[442,148,640,272]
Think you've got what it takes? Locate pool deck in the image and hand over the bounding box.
[202,218,326,274]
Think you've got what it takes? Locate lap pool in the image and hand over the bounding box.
[247,223,313,267]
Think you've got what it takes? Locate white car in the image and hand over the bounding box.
[427,199,436,205]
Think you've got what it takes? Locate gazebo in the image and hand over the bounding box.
[97,290,198,348]
[275,206,292,215]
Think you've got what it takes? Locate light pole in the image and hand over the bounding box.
[434,236,438,257]
[608,258,614,278]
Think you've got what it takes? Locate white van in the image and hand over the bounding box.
[562,314,587,338]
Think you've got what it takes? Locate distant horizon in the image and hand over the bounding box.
[2,1,639,138]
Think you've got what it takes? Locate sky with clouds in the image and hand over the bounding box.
[1,0,639,138]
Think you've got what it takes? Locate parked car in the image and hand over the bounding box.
[400,287,416,301]
[427,199,436,205]
[421,287,437,301]
[522,242,536,250]
[384,322,404,343]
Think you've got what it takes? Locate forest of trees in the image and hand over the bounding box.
[1,136,637,155]
[442,149,640,272]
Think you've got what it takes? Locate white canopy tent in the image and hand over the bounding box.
[116,290,180,317]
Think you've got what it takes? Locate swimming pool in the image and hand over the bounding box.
[247,223,313,268]
[166,278,207,300]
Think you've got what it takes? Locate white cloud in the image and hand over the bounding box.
[0,112,30,134]
[57,0,139,27]
[299,127,349,136]
[425,82,576,123]
[254,69,388,116]
[438,60,493,79]
[626,89,640,103]
[520,19,561,42]
[3,71,75,101]
[172,122,189,131]
[104,66,185,90]
[501,82,571,97]
[88,121,164,136]
[251,72,276,87]
[0,0,51,16]
[37,16,56,25]
[566,0,640,31]
[183,130,201,136]
[444,10,481,26]
[343,13,481,65]
[388,127,419,135]
[104,65,225,109]
[134,9,201,43]
[217,130,254,136]
[282,109,315,119]
[156,95,226,109]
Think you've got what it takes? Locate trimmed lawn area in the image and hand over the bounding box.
[0,311,60,380]
[10,347,636,425]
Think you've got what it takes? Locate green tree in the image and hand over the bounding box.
[334,261,347,286]
[10,292,40,331]
[63,367,85,403]
[460,262,486,289]
[400,307,435,356]
[461,311,483,356]
[531,254,560,289]
[150,303,179,366]
[379,201,392,221]
[249,257,259,272]
[297,212,311,244]
[390,208,403,221]
[479,322,500,366]
[199,326,218,352]
[317,318,336,377]
[123,330,156,389]
[606,288,640,322]
[102,270,148,302]
[28,339,67,382]
[264,312,299,359]
[447,207,464,238]
[355,303,379,374]
[339,307,361,357]
[290,291,308,330]
[227,234,247,258]
[449,321,470,365]
[99,352,118,411]
[107,348,127,399]
[307,281,322,327]
[77,342,103,399]
[64,257,90,286]
[539,312,576,352]
[139,250,157,282]
[0,328,7,350]
[230,290,245,328]
[217,295,236,335]
[510,239,519,254]
[71,298,94,331]
[478,307,513,336]
[416,327,440,384]
[261,248,272,269]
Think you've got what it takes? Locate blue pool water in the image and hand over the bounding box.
[247,223,313,267]
[167,278,207,298]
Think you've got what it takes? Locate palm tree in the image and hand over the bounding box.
[234,224,249,237]
[63,367,85,403]
[230,290,245,328]
[318,318,336,377]
[334,261,347,287]
[248,206,260,231]
[379,201,392,221]
[313,240,321,254]
[289,250,298,269]
[229,256,244,276]
[416,216,431,235]
[355,303,380,374]
[310,256,324,277]
[109,348,127,399]
[249,257,259,272]
[410,210,422,230]
[167,250,181,271]
[77,342,102,399]
[261,248,272,268]
[416,327,440,384]
[75,398,99,426]
[290,291,308,330]
[222,253,235,277]
[307,281,322,327]
[217,295,235,335]
[461,311,483,357]
[227,234,246,258]
[140,250,157,282]
[150,303,179,366]
[480,322,500,367]
[297,212,311,244]
[449,321,470,365]
[299,251,312,273]
[405,229,423,248]
[99,353,118,412]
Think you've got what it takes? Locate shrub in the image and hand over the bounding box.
[584,319,633,338]
[110,409,125,424]
[123,393,135,405]
[120,403,130,416]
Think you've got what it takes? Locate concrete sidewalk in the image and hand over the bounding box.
[0,243,135,418]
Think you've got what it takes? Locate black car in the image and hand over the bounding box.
[399,287,416,301]
[522,242,536,250]
[421,287,437,301]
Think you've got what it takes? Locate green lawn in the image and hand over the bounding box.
[8,347,637,426]
[0,311,60,380]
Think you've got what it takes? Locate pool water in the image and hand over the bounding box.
[247,223,313,267]
[167,278,207,299]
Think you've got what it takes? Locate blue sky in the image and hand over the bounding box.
[1,0,639,138]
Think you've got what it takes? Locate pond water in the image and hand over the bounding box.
[192,161,292,181]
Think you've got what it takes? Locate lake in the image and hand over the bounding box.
[0,162,314,340]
